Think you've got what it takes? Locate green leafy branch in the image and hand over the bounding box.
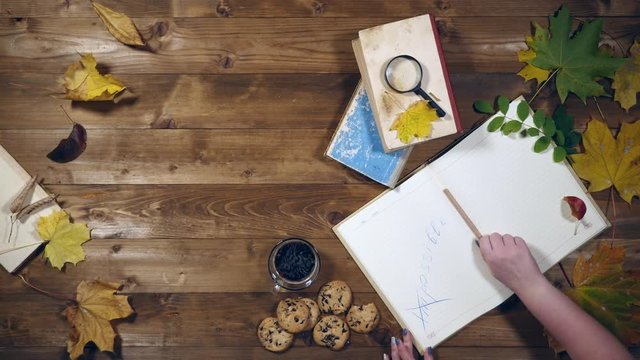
[473,96,581,162]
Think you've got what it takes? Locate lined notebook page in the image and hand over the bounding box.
[333,98,609,350]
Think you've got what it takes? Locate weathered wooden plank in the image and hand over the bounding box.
[0,346,563,360]
[2,0,639,18]
[15,185,633,240]
[0,292,547,348]
[0,17,636,74]
[1,237,374,294]
[1,73,637,130]
[0,238,638,294]
[0,129,451,184]
[3,125,639,185]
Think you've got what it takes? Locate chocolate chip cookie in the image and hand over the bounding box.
[257,317,294,352]
[276,298,310,334]
[346,302,380,334]
[300,297,320,331]
[317,280,352,315]
[313,315,350,350]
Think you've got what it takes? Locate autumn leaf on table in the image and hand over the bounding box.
[65,280,135,360]
[564,242,640,346]
[516,31,551,85]
[524,6,627,102]
[63,53,126,101]
[92,1,145,46]
[390,100,439,144]
[48,122,87,163]
[612,41,640,112]
[571,119,640,204]
[37,210,91,270]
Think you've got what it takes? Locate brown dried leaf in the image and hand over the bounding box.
[92,1,144,46]
[65,280,135,359]
[9,175,38,214]
[47,123,87,163]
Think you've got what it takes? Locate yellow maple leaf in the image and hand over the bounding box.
[92,1,145,46]
[612,41,640,112]
[37,210,91,270]
[571,119,640,204]
[65,280,135,360]
[390,100,439,144]
[63,53,126,101]
[517,34,551,85]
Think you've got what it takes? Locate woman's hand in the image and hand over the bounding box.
[478,233,546,295]
[384,329,434,360]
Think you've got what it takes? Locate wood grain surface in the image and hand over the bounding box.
[0,1,639,359]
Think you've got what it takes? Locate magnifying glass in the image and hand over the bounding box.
[384,55,446,118]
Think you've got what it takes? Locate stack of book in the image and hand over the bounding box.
[326,14,462,187]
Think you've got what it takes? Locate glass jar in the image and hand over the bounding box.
[268,238,320,291]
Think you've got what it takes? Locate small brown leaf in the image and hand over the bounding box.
[16,194,57,221]
[92,1,145,46]
[9,175,38,214]
[47,123,87,163]
[563,196,586,220]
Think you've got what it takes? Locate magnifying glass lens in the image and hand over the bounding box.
[386,57,422,92]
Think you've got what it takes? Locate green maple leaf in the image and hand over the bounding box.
[565,242,640,346]
[527,6,627,103]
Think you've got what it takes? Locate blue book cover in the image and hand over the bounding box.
[326,82,411,187]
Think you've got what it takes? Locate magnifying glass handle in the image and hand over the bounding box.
[415,88,446,118]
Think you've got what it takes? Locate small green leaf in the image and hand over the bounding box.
[543,117,557,136]
[555,131,566,146]
[553,146,567,162]
[520,129,528,137]
[534,136,551,153]
[502,120,522,134]
[497,95,510,114]
[565,132,581,148]
[474,100,495,114]
[517,101,530,121]
[487,116,505,132]
[527,128,540,136]
[533,110,546,128]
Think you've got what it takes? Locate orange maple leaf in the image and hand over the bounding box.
[565,242,640,346]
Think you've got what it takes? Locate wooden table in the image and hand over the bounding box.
[1,1,639,359]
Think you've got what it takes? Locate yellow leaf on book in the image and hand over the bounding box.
[571,119,640,204]
[63,53,126,101]
[390,100,439,144]
[612,41,640,112]
[37,210,91,270]
[65,280,135,360]
[92,1,144,46]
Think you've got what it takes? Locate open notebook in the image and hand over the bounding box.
[0,145,59,273]
[333,98,609,351]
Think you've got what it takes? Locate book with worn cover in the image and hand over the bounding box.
[0,145,59,273]
[326,81,411,187]
[333,98,609,352]
[353,14,462,152]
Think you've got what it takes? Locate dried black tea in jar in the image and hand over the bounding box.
[268,238,320,291]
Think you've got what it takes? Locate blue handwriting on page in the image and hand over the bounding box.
[406,218,451,336]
